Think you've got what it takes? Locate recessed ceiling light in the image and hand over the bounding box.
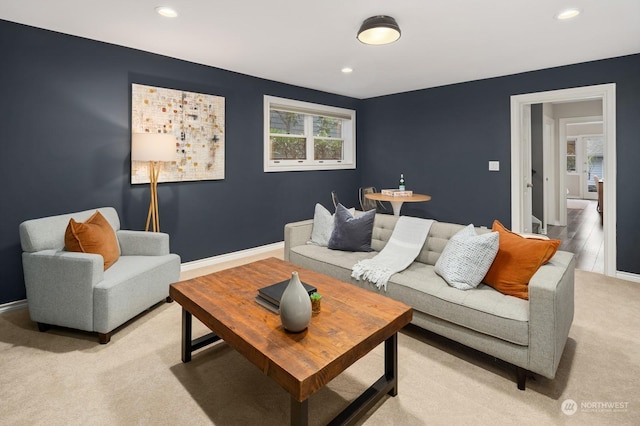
[155,6,178,18]
[555,8,581,20]
[341,67,353,74]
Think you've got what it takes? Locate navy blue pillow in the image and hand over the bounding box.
[328,204,376,252]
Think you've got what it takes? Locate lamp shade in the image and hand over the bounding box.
[357,15,401,45]
[131,133,176,162]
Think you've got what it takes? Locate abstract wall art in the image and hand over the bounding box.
[131,83,225,184]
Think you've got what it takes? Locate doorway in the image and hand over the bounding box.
[510,84,616,276]
[568,134,603,200]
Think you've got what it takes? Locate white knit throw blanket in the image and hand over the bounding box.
[351,216,434,291]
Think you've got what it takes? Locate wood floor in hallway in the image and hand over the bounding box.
[547,199,604,273]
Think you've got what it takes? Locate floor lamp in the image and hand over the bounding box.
[131,133,176,232]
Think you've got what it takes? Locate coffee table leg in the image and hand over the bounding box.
[181,307,223,363]
[182,308,193,363]
[327,333,399,425]
[290,396,308,426]
[385,332,398,396]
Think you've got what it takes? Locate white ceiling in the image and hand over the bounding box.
[2,0,639,99]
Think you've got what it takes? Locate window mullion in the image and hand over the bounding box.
[305,114,314,163]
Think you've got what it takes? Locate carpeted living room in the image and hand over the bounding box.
[1,2,640,425]
[1,251,639,424]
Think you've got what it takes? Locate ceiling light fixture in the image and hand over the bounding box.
[155,6,178,18]
[357,15,401,45]
[341,67,353,74]
[555,8,581,20]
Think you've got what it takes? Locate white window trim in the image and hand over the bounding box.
[264,95,356,172]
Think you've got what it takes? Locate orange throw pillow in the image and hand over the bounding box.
[483,220,560,300]
[65,211,120,270]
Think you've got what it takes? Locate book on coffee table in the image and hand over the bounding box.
[257,279,317,307]
[254,296,280,313]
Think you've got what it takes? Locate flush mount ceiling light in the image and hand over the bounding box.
[357,15,401,45]
[155,6,178,18]
[341,67,353,74]
[555,8,581,20]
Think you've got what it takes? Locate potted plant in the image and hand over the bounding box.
[310,292,322,314]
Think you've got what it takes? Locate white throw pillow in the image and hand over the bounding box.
[308,203,355,247]
[435,224,499,290]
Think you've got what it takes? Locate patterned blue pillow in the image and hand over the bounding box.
[328,204,376,252]
[434,224,499,290]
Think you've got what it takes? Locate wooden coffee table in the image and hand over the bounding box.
[170,257,412,425]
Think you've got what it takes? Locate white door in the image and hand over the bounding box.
[582,135,604,200]
[542,117,555,231]
[521,105,533,233]
[565,138,581,198]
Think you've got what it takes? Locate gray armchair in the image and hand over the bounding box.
[19,207,181,343]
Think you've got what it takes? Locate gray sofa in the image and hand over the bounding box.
[284,213,575,389]
[19,207,181,343]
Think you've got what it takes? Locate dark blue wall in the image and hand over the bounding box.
[0,20,361,304]
[2,18,639,305]
[359,53,640,275]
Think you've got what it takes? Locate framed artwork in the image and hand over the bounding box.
[131,83,225,184]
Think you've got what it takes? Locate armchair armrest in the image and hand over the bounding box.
[117,230,170,256]
[22,250,104,331]
[527,250,575,379]
[284,219,314,261]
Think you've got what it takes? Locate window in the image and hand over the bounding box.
[264,95,355,172]
[566,139,577,172]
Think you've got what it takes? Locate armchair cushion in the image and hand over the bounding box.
[65,211,120,270]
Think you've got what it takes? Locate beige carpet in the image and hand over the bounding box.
[1,255,638,425]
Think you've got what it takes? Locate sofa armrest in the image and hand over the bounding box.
[22,250,104,331]
[117,230,170,256]
[527,250,575,379]
[284,219,313,261]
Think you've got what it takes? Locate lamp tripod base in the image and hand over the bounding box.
[145,161,161,232]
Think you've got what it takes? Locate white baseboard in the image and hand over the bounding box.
[0,242,285,314]
[0,299,28,314]
[180,241,284,272]
[616,270,640,283]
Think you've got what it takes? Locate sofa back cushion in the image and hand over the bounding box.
[371,214,488,266]
[19,207,120,253]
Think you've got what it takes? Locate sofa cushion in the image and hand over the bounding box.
[435,225,499,290]
[289,244,529,346]
[308,203,355,247]
[385,263,529,346]
[484,220,561,300]
[65,211,120,270]
[328,204,375,252]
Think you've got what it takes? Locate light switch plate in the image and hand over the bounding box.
[489,161,500,171]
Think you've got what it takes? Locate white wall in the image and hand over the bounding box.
[567,122,603,136]
[553,100,603,118]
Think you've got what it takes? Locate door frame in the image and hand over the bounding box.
[542,115,555,232]
[560,119,603,225]
[510,83,616,276]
